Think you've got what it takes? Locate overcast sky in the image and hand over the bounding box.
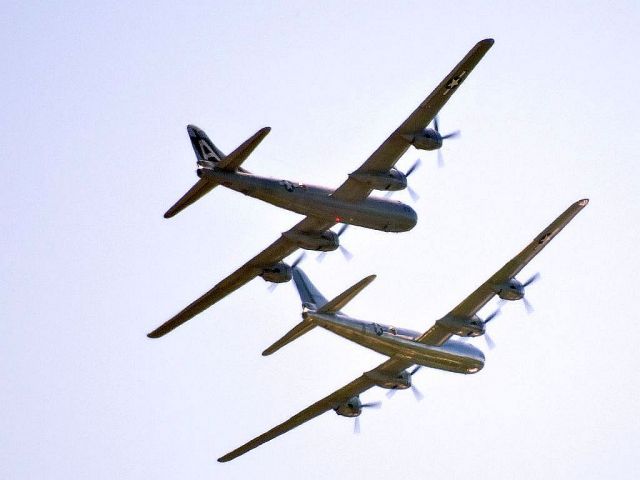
[2,1,639,479]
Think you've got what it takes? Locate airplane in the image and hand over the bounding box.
[217,198,589,462]
[147,39,495,339]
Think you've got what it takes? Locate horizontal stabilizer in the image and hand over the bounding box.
[317,274,376,314]
[217,127,271,171]
[164,178,218,219]
[262,320,316,356]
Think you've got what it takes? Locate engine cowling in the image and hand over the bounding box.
[349,168,407,191]
[281,230,339,252]
[334,396,361,417]
[492,279,524,301]
[436,314,485,337]
[364,369,411,390]
[403,128,442,151]
[259,262,292,283]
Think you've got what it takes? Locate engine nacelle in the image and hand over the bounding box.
[492,278,524,301]
[259,262,292,283]
[403,128,442,151]
[437,314,485,337]
[281,230,339,252]
[334,396,361,417]
[364,369,411,390]
[349,168,407,191]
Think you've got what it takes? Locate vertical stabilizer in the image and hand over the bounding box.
[292,268,328,309]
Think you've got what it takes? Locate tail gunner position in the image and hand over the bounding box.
[148,39,495,338]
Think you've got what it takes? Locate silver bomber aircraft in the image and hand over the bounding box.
[147,39,494,339]
[218,198,589,462]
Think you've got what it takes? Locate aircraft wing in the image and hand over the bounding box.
[441,199,590,324]
[218,356,412,462]
[147,216,335,338]
[331,38,494,202]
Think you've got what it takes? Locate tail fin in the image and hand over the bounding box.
[263,269,376,355]
[187,124,224,166]
[292,268,328,310]
[164,125,270,218]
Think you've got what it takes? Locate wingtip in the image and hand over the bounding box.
[578,198,589,206]
[480,38,495,46]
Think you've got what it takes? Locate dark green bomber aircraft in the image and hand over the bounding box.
[148,39,495,339]
[218,198,589,462]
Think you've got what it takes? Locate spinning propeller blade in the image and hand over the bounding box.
[405,158,422,177]
[386,158,422,201]
[482,308,501,349]
[441,130,461,140]
[483,308,501,324]
[433,115,460,168]
[353,401,381,434]
[484,332,496,350]
[291,252,307,268]
[411,385,425,402]
[523,297,534,315]
[514,272,540,313]
[523,272,540,287]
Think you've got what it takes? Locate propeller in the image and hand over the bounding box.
[484,332,496,350]
[385,158,422,202]
[483,308,501,325]
[498,272,541,314]
[291,252,307,269]
[521,272,540,314]
[267,253,306,292]
[317,224,352,262]
[404,159,421,201]
[482,308,501,350]
[433,116,460,168]
[386,365,424,401]
[353,401,381,434]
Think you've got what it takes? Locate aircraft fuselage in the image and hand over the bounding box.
[306,311,485,374]
[199,169,418,233]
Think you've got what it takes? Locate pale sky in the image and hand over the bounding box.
[2,1,640,479]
